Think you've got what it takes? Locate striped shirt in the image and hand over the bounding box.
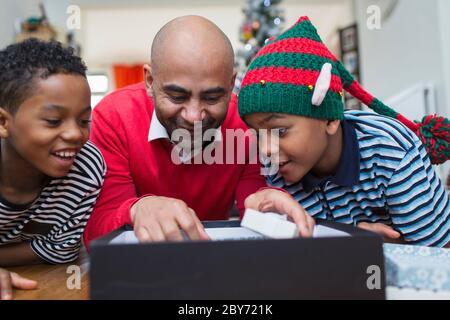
[0,141,106,264]
[268,110,450,247]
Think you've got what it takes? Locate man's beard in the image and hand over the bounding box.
[165,115,225,152]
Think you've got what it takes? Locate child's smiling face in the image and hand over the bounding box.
[2,73,91,178]
[244,112,341,184]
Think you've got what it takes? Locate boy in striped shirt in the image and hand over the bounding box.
[238,16,450,248]
[0,39,105,299]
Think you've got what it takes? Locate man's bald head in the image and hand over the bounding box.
[146,16,237,142]
[150,16,235,76]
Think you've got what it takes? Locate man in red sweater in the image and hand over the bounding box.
[84,16,315,247]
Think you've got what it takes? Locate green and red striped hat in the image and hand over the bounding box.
[238,16,450,165]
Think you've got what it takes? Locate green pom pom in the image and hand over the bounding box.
[416,115,450,165]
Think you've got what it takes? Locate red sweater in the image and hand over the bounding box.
[84,83,266,247]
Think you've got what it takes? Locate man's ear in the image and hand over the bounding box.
[0,107,11,138]
[143,63,154,97]
[325,119,341,136]
[230,70,237,92]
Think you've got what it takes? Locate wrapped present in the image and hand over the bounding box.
[384,243,450,292]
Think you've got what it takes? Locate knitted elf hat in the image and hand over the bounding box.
[238,16,450,165]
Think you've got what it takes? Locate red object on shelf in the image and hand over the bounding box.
[113,64,144,89]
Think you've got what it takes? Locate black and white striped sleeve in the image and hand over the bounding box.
[30,142,106,264]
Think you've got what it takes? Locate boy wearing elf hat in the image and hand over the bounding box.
[238,16,450,247]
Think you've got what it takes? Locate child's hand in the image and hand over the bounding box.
[0,268,37,300]
[357,222,402,242]
[244,189,315,237]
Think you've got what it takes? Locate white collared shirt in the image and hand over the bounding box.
[147,110,170,142]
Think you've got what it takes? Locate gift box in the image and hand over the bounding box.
[384,243,450,291]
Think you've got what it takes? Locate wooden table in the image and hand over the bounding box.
[8,249,90,300]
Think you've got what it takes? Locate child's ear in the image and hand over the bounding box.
[143,63,154,98]
[0,107,11,138]
[325,119,341,136]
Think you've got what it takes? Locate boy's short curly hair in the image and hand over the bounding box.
[0,38,87,113]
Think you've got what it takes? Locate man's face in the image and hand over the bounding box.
[145,47,235,150]
[3,74,91,178]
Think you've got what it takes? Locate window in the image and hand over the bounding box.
[87,74,109,108]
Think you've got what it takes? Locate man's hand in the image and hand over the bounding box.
[0,268,37,300]
[357,222,402,243]
[244,189,315,237]
[130,196,210,242]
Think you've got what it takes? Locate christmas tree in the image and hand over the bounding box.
[234,0,285,93]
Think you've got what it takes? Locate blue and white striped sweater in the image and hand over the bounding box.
[268,110,450,247]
